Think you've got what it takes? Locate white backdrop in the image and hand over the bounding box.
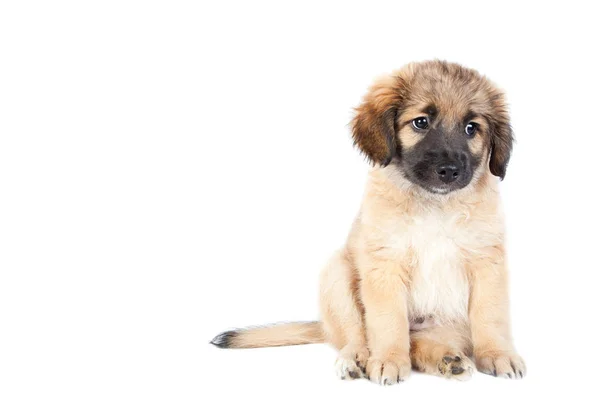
[1,1,599,399]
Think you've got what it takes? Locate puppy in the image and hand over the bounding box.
[211,60,525,384]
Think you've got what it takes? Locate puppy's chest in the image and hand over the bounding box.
[386,213,471,322]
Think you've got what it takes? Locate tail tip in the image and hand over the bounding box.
[210,330,239,349]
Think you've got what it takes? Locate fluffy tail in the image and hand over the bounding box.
[210,321,324,349]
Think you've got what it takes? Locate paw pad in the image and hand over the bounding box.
[439,354,474,381]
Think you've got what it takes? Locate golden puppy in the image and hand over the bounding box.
[211,60,525,384]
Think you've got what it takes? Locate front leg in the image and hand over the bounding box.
[360,257,411,385]
[468,246,526,379]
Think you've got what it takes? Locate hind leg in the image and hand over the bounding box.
[319,250,369,380]
[410,323,475,381]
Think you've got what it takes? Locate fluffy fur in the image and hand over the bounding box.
[211,60,525,384]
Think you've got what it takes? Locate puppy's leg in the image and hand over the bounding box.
[359,256,411,385]
[468,246,526,379]
[319,251,369,380]
[410,323,475,381]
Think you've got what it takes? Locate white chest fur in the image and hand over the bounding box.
[387,210,471,323]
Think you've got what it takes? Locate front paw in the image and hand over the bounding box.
[366,355,411,385]
[475,350,526,379]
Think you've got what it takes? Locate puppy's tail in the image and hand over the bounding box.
[210,321,324,349]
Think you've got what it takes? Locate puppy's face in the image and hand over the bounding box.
[352,61,513,193]
[397,102,488,194]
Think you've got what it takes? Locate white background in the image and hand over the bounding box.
[1,1,599,399]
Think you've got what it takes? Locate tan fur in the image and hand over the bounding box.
[220,322,324,349]
[211,60,524,384]
[410,323,474,380]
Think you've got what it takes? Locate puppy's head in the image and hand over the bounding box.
[352,60,513,194]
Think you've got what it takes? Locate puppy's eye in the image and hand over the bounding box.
[412,117,429,130]
[465,122,478,136]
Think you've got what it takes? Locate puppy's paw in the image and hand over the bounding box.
[476,351,526,379]
[366,356,411,385]
[335,347,369,380]
[335,357,363,380]
[438,353,475,381]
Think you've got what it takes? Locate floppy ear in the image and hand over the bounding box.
[351,76,403,166]
[488,93,514,180]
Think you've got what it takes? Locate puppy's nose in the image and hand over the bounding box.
[436,163,461,183]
